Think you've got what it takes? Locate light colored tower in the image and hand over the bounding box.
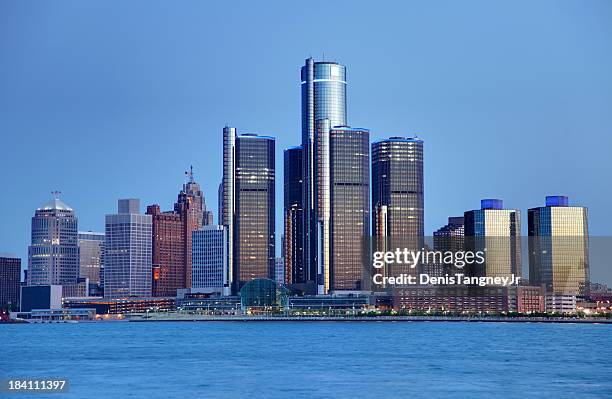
[221,126,236,292]
[104,199,152,298]
[464,199,521,279]
[528,196,589,295]
[301,58,347,293]
[28,192,79,286]
[192,225,229,296]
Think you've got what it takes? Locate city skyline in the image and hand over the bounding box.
[1,1,611,286]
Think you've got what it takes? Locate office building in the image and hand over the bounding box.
[192,225,229,295]
[329,126,370,291]
[433,217,465,275]
[528,196,589,295]
[372,137,424,241]
[104,199,152,298]
[174,168,211,288]
[221,126,236,292]
[284,145,304,285]
[78,232,104,285]
[464,199,521,279]
[433,217,465,251]
[275,257,285,285]
[221,128,275,293]
[20,284,62,312]
[371,136,424,282]
[0,256,21,311]
[28,193,79,286]
[301,58,348,292]
[146,205,184,297]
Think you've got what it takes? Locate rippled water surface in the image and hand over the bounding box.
[3,321,612,398]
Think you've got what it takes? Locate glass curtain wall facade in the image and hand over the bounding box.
[372,136,424,247]
[77,231,105,285]
[234,134,275,292]
[464,199,521,279]
[528,196,589,295]
[301,58,347,293]
[329,127,370,291]
[283,145,304,285]
[104,199,152,298]
[28,197,79,286]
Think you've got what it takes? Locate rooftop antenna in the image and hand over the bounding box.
[51,190,61,200]
[185,165,195,184]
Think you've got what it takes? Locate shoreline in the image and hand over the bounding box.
[126,315,612,324]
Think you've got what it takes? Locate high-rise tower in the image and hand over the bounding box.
[77,231,105,286]
[301,58,347,293]
[104,199,152,298]
[372,137,424,245]
[284,145,304,285]
[221,126,236,292]
[146,204,184,296]
[221,127,275,293]
[28,193,79,286]
[528,196,589,295]
[464,199,521,279]
[329,126,370,291]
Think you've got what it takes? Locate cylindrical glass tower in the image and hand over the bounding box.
[301,58,347,293]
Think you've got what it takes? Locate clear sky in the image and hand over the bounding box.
[1,1,611,283]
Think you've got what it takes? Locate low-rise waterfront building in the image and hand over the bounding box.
[20,285,62,312]
[507,285,545,313]
[545,293,577,314]
[392,286,509,314]
[63,296,175,315]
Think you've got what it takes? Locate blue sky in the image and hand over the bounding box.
[1,1,611,283]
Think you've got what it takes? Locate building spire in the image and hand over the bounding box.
[184,166,195,187]
[51,190,61,200]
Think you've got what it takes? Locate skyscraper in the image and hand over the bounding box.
[329,126,370,291]
[104,199,152,298]
[372,136,424,246]
[0,255,21,311]
[180,166,213,227]
[221,126,236,292]
[464,199,521,279]
[28,193,79,286]
[528,196,589,295]
[77,231,105,285]
[301,58,347,292]
[174,168,211,288]
[146,205,184,297]
[221,128,275,293]
[192,225,229,295]
[283,145,304,285]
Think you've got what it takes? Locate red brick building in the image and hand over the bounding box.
[146,170,210,296]
[146,205,184,297]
